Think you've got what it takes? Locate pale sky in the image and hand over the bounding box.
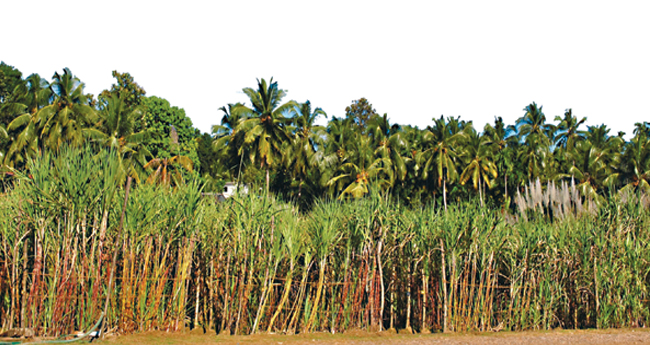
[2,1,649,136]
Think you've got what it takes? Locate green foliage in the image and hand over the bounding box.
[140,96,200,169]
[99,70,146,108]
[4,67,650,214]
[0,62,26,128]
[196,132,218,176]
[0,62,24,104]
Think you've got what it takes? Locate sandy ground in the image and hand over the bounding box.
[98,328,650,345]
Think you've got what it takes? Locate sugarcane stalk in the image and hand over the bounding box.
[405,254,412,331]
[102,176,132,332]
[252,258,277,333]
[286,258,311,334]
[377,239,385,332]
[440,238,449,333]
[304,259,325,332]
[267,257,294,332]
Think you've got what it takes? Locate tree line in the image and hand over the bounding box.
[2,62,649,209]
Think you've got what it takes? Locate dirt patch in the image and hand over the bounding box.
[100,328,650,345]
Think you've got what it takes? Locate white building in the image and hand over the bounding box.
[222,182,248,198]
[202,182,248,202]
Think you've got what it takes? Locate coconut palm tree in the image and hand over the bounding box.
[315,117,354,193]
[85,92,152,180]
[585,124,624,152]
[564,140,611,204]
[484,117,516,201]
[516,102,554,146]
[394,125,427,205]
[3,74,53,167]
[13,73,52,115]
[605,131,650,194]
[459,127,497,206]
[233,78,297,192]
[421,116,467,210]
[4,114,39,168]
[366,113,399,146]
[633,122,650,138]
[368,115,408,191]
[517,134,549,182]
[554,108,586,150]
[286,101,327,199]
[327,132,388,198]
[35,68,97,151]
[212,102,249,184]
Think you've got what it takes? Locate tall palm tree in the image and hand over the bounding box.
[421,116,467,210]
[564,140,611,204]
[3,113,38,168]
[459,127,497,206]
[323,116,355,165]
[368,114,408,190]
[517,134,549,182]
[515,102,554,146]
[85,92,152,180]
[212,102,249,183]
[3,74,53,167]
[233,78,297,192]
[35,68,96,151]
[605,131,650,194]
[585,124,623,152]
[394,125,427,204]
[633,122,650,138]
[554,108,586,150]
[286,101,327,199]
[366,113,399,146]
[484,117,515,201]
[13,73,52,115]
[311,117,351,189]
[327,132,388,198]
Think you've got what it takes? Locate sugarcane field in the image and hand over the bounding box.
[2,145,650,344]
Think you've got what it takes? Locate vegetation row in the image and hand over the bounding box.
[2,62,650,209]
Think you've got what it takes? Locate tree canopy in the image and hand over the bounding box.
[2,65,650,210]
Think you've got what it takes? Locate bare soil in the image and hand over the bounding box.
[99,328,650,345]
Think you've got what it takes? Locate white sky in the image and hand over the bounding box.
[2,1,649,136]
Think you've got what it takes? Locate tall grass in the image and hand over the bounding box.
[1,148,650,335]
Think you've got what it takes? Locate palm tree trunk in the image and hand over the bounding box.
[443,176,448,211]
[479,174,484,207]
[266,168,270,194]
